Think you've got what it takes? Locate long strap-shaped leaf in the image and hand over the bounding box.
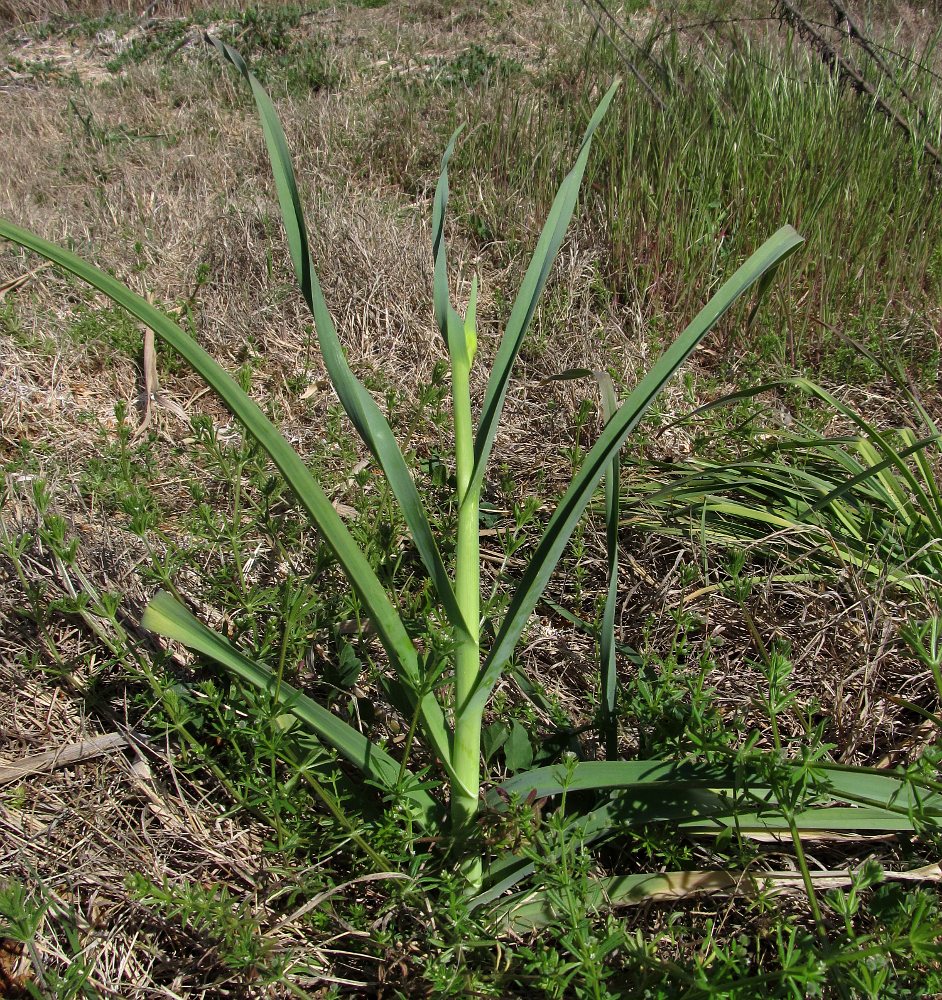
[469,80,621,499]
[792,375,942,540]
[208,36,472,642]
[492,759,722,800]
[0,216,455,780]
[493,759,942,814]
[142,591,443,829]
[463,226,805,715]
[472,770,931,913]
[593,371,621,760]
[431,128,470,363]
[547,368,621,757]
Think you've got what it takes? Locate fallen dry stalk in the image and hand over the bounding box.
[0,730,129,785]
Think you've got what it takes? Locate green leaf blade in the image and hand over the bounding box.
[142,591,444,829]
[469,225,805,713]
[0,216,455,779]
[209,36,472,642]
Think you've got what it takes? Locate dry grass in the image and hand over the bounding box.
[1,1,940,994]
[0,2,639,481]
[0,484,290,995]
[0,0,202,27]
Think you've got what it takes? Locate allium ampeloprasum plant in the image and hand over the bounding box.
[3,38,940,917]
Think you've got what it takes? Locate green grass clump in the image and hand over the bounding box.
[94,2,340,94]
[229,4,339,94]
[67,301,142,355]
[371,30,942,382]
[624,348,942,599]
[435,43,522,89]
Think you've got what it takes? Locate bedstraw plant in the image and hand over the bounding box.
[2,39,938,918]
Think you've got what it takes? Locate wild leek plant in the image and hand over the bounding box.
[3,40,938,913]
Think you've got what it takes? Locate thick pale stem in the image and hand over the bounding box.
[451,351,481,833]
[449,292,481,876]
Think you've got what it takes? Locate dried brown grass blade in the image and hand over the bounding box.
[631,863,942,901]
[134,325,159,438]
[0,262,49,301]
[502,862,942,930]
[0,731,128,785]
[134,324,189,437]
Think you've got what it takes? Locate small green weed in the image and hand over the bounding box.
[105,20,188,73]
[0,879,95,999]
[81,402,162,535]
[435,44,521,89]
[0,881,47,944]
[126,875,285,980]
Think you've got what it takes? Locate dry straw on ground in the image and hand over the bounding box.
[0,0,201,26]
[1,1,939,993]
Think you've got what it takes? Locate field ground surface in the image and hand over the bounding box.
[2,0,942,996]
